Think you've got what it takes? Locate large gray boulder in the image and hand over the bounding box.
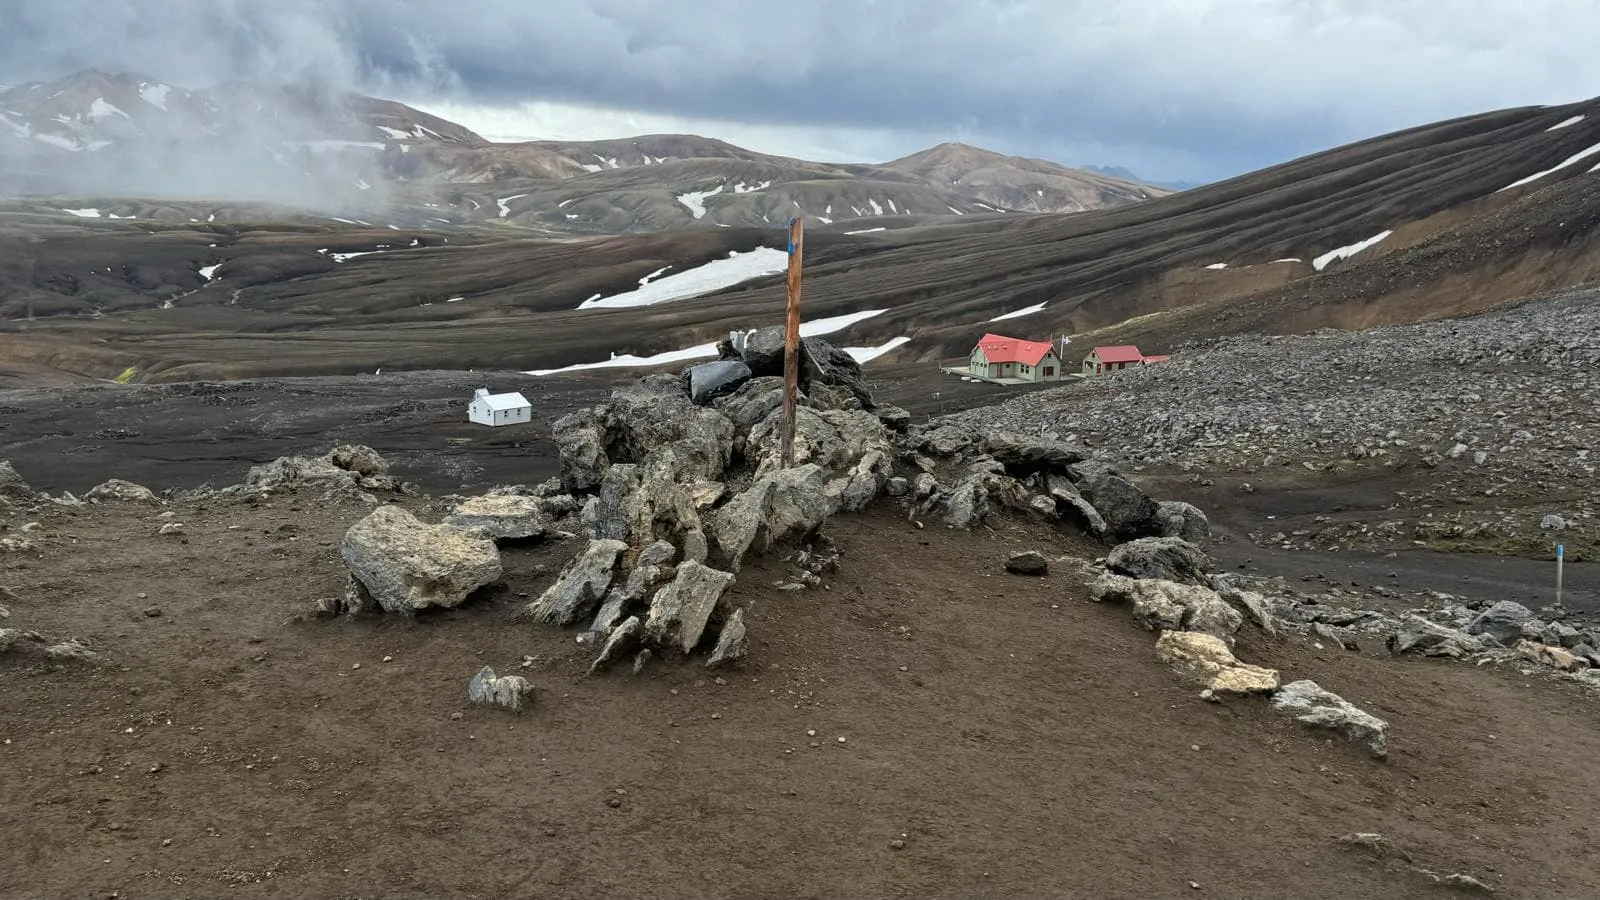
[84,479,158,503]
[983,432,1091,474]
[525,539,629,626]
[644,561,736,654]
[1467,601,1541,646]
[0,461,35,505]
[1105,537,1211,586]
[1155,501,1212,544]
[1065,461,1162,540]
[444,494,555,540]
[552,409,609,492]
[341,506,502,613]
[247,444,399,496]
[1040,473,1109,538]
[1271,680,1389,759]
[710,464,833,571]
[1387,616,1486,658]
[712,376,790,432]
[598,375,736,482]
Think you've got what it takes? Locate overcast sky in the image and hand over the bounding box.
[3,0,1596,183]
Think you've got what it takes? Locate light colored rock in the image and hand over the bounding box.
[85,479,158,503]
[340,506,502,614]
[644,561,735,654]
[1271,679,1389,758]
[709,464,833,571]
[444,494,554,540]
[1092,574,1243,642]
[1155,631,1279,695]
[1388,616,1486,658]
[1516,640,1583,671]
[525,539,628,626]
[589,616,642,675]
[468,666,531,711]
[1155,501,1212,544]
[1467,601,1539,646]
[706,608,749,667]
[158,522,185,535]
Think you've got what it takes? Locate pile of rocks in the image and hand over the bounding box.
[1088,537,1391,758]
[938,288,1600,552]
[330,328,1214,677]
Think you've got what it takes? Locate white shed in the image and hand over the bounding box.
[468,388,532,426]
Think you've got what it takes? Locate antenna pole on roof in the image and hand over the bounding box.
[780,216,805,468]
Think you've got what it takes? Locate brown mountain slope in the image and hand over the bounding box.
[2,96,1598,381]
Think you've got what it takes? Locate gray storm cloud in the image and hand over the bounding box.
[2,0,1597,182]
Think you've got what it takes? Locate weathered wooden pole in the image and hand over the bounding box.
[780,216,805,468]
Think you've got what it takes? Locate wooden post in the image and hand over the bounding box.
[780,217,804,468]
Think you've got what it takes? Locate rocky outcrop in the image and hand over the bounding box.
[1467,601,1539,646]
[525,539,628,626]
[1065,461,1163,540]
[244,444,403,501]
[1105,537,1211,586]
[1271,680,1389,759]
[1155,631,1280,695]
[339,506,502,614]
[1387,616,1489,658]
[443,494,558,540]
[84,479,158,503]
[1092,574,1243,643]
[643,561,736,654]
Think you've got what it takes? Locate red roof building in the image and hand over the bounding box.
[1082,344,1153,375]
[967,333,1067,382]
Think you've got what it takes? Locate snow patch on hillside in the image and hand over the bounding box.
[677,185,724,219]
[734,180,772,193]
[845,336,910,364]
[1312,230,1392,271]
[988,301,1047,322]
[63,207,101,217]
[87,98,128,120]
[198,264,221,281]
[577,248,786,310]
[496,194,528,217]
[526,309,890,375]
[845,227,886,235]
[1498,141,1600,192]
[139,83,170,110]
[1205,263,1228,270]
[867,199,884,216]
[1547,115,1586,131]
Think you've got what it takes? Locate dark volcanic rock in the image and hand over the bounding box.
[687,360,753,406]
[802,337,875,410]
[1065,460,1162,541]
[740,326,787,377]
[984,433,1091,474]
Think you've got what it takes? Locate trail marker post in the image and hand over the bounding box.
[1556,544,1565,609]
[780,216,805,469]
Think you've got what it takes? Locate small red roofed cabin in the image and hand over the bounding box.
[969,333,1065,382]
[1082,345,1147,376]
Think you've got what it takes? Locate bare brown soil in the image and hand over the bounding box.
[4,497,1599,899]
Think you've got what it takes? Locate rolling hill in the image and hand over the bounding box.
[1,91,1598,384]
[0,70,1165,233]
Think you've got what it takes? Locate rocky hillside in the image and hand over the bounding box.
[1,70,1163,230]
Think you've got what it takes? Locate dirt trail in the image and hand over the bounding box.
[3,499,1598,898]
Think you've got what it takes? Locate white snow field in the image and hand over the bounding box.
[843,336,911,363]
[677,185,724,219]
[1547,115,1586,131]
[1498,141,1600,192]
[526,309,890,376]
[1313,230,1393,271]
[576,248,788,310]
[988,301,1047,322]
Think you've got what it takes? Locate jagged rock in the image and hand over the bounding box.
[600,375,737,482]
[687,360,753,406]
[885,476,910,497]
[1092,574,1243,641]
[709,464,833,571]
[875,405,912,430]
[632,649,654,675]
[1065,461,1162,540]
[644,561,736,654]
[1105,537,1211,585]
[1387,616,1486,658]
[0,461,35,504]
[1155,501,1211,544]
[706,608,749,667]
[1006,551,1049,576]
[983,432,1091,473]
[525,538,629,626]
[1467,601,1540,646]
[0,628,45,654]
[1572,643,1600,668]
[910,472,940,502]
[588,616,642,674]
[589,540,677,636]
[1271,679,1390,758]
[1156,631,1279,694]
[1516,640,1584,671]
[245,444,399,497]
[340,506,502,614]
[552,408,609,492]
[42,638,99,663]
[1542,621,1583,649]
[801,337,875,410]
[468,666,532,712]
[1216,584,1279,636]
[747,406,892,478]
[1313,622,1360,651]
[712,376,789,431]
[738,325,788,377]
[1039,473,1109,537]
[85,479,158,503]
[444,494,555,540]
